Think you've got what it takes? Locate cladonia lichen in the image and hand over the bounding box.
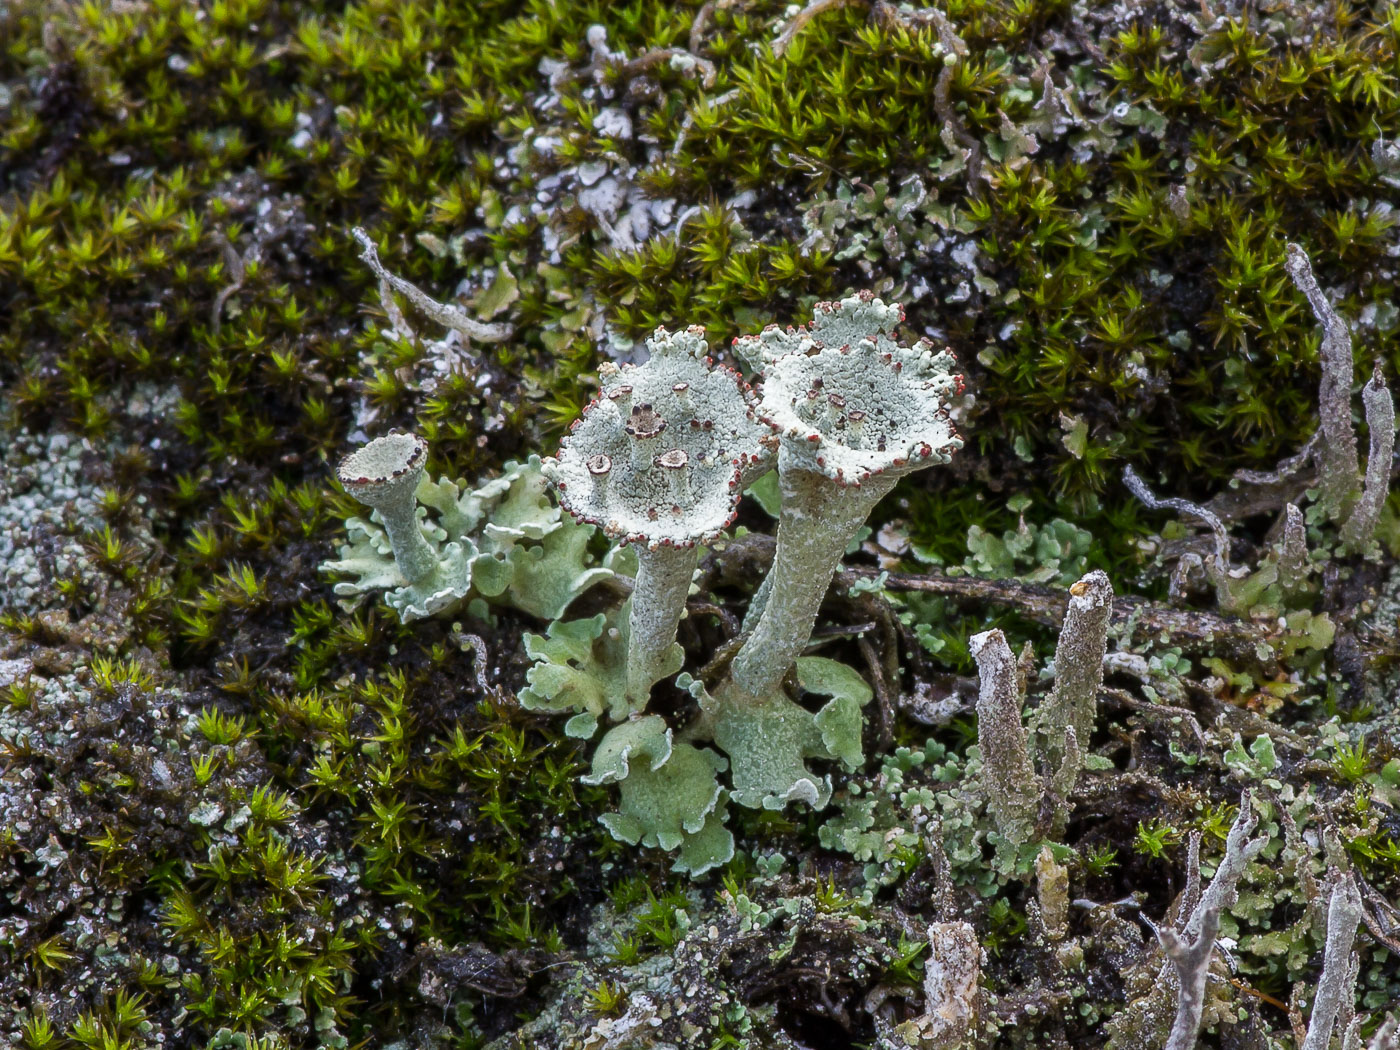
[544,324,772,710]
[725,291,963,704]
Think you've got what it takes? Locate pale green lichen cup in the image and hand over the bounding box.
[336,431,437,585]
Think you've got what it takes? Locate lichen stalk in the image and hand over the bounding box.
[1278,502,1310,597]
[912,921,982,1050]
[1186,792,1268,937]
[730,293,961,698]
[1112,793,1268,1047]
[372,492,437,584]
[1158,905,1222,1050]
[970,628,1038,847]
[337,433,437,584]
[1034,569,1112,775]
[627,543,700,704]
[727,467,896,702]
[1284,242,1360,523]
[1341,364,1396,553]
[1301,875,1364,1050]
[1035,845,1070,941]
[546,325,772,716]
[351,226,512,344]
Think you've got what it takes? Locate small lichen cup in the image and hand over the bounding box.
[336,432,436,584]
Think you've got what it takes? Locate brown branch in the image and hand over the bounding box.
[858,634,894,752]
[703,531,1275,661]
[687,597,739,639]
[854,565,1273,660]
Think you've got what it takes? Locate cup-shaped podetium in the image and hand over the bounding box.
[545,326,775,708]
[726,292,963,703]
[336,432,437,584]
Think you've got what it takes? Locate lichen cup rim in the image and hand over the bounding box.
[336,431,429,506]
[547,325,774,550]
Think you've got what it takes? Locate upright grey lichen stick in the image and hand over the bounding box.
[545,326,773,708]
[337,432,436,584]
[1283,241,1359,523]
[970,628,1038,847]
[726,293,963,703]
[1034,569,1113,774]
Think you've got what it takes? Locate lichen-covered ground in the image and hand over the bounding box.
[2,0,1400,1047]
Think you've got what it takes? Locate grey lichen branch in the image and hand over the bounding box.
[570,24,717,89]
[1340,363,1396,554]
[893,921,983,1050]
[1301,874,1364,1050]
[1186,792,1268,939]
[1278,502,1311,598]
[1356,875,1400,955]
[1232,430,1319,488]
[1175,831,1203,926]
[970,628,1037,848]
[1158,903,1223,1050]
[1033,569,1111,777]
[351,227,513,344]
[1284,241,1359,523]
[208,229,246,337]
[1123,464,1236,605]
[1368,1016,1399,1050]
[1109,793,1267,1049]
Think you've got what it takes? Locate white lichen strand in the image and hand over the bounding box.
[351,227,512,344]
[970,629,1038,847]
[1184,793,1267,939]
[1123,464,1241,609]
[1365,1017,1398,1050]
[1341,364,1396,553]
[1301,875,1364,1050]
[336,433,437,584]
[1284,242,1360,522]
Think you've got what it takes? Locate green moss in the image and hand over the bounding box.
[5,0,1400,1044]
